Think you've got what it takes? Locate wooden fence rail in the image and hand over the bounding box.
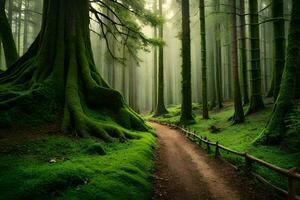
[150,120,300,200]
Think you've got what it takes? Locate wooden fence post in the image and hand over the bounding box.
[207,141,210,154]
[199,136,202,147]
[193,131,196,141]
[215,141,220,158]
[288,168,296,200]
[245,153,252,176]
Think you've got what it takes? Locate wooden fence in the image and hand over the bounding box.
[151,120,300,200]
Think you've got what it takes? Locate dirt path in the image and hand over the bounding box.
[151,122,281,200]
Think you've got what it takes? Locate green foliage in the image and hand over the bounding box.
[0,131,156,200]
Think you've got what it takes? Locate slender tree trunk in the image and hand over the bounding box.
[23,0,29,52]
[152,0,158,113]
[227,44,232,99]
[180,0,194,124]
[0,40,2,68]
[154,0,168,116]
[230,0,244,124]
[214,0,223,109]
[122,45,127,100]
[17,0,22,53]
[199,0,209,119]
[32,0,42,37]
[8,0,12,25]
[272,0,286,100]
[0,0,19,67]
[257,0,300,144]
[267,76,274,97]
[209,37,216,110]
[239,0,249,105]
[262,22,268,93]
[247,0,265,114]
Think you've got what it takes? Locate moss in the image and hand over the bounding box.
[0,131,156,200]
[85,144,106,155]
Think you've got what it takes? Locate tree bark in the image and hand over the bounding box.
[214,0,223,109]
[257,0,300,144]
[23,0,29,52]
[230,0,244,124]
[272,0,286,100]
[180,0,194,124]
[199,0,209,119]
[17,0,22,53]
[247,0,265,114]
[239,0,249,105]
[154,0,168,116]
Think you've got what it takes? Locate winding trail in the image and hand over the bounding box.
[151,122,281,200]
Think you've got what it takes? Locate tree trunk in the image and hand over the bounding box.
[0,40,2,68]
[247,0,265,114]
[17,0,22,53]
[257,0,300,145]
[0,0,148,140]
[230,0,244,124]
[0,0,19,68]
[180,0,194,124]
[239,0,249,105]
[199,0,209,119]
[152,0,158,113]
[23,0,29,52]
[209,37,216,110]
[7,0,12,25]
[272,0,286,100]
[214,0,223,109]
[154,0,168,116]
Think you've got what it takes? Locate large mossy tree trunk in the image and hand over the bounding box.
[154,0,168,117]
[272,0,286,100]
[239,0,249,105]
[0,0,19,68]
[257,0,300,145]
[180,0,194,124]
[247,0,265,114]
[199,0,209,119]
[0,0,148,141]
[230,0,244,124]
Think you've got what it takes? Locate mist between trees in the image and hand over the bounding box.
[1,0,291,114]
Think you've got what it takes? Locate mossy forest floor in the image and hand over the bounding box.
[150,101,300,195]
[0,123,156,200]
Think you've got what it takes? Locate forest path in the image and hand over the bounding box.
[150,122,280,200]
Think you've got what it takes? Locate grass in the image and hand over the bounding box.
[0,125,156,200]
[152,103,300,195]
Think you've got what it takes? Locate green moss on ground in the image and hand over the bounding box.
[152,103,300,194]
[0,128,156,200]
